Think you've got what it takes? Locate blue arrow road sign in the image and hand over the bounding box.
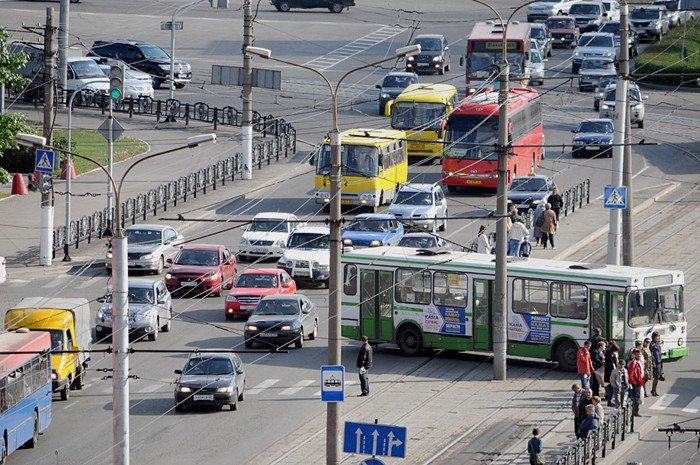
[603,185,627,209]
[343,422,407,458]
[360,459,385,465]
[320,365,344,402]
[34,149,55,174]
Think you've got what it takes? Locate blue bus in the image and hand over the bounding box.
[0,329,52,461]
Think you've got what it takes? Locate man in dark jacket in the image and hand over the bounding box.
[357,335,373,396]
[579,404,600,439]
[547,187,563,219]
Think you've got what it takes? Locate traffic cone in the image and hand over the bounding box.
[60,159,76,180]
[11,173,28,195]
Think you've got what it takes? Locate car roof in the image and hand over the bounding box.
[127,277,160,287]
[414,34,445,40]
[354,213,397,220]
[385,71,417,78]
[292,226,330,235]
[512,174,549,181]
[125,224,171,232]
[581,32,614,38]
[178,244,223,251]
[402,232,438,239]
[400,183,436,192]
[186,352,234,360]
[93,40,158,47]
[260,294,304,301]
[581,118,614,124]
[252,212,297,220]
[240,268,283,275]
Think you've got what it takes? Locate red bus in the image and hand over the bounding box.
[442,87,544,190]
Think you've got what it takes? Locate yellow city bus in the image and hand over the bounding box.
[314,128,407,212]
[387,83,458,160]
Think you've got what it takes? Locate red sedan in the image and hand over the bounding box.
[165,244,237,297]
[225,268,297,320]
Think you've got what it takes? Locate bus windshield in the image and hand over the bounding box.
[391,102,446,131]
[445,114,499,160]
[317,145,379,177]
[628,286,684,328]
[466,52,525,78]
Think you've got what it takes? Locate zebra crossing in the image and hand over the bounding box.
[648,393,700,414]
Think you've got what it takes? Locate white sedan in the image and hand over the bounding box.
[387,183,448,232]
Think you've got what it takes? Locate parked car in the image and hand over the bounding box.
[598,21,639,57]
[527,0,578,22]
[95,277,172,342]
[530,46,547,86]
[405,34,451,75]
[571,119,615,158]
[531,22,554,57]
[165,244,237,297]
[174,352,245,412]
[630,6,670,42]
[88,40,192,89]
[387,183,447,232]
[238,212,302,261]
[599,82,647,128]
[270,0,355,13]
[578,58,616,91]
[507,175,555,213]
[602,1,621,21]
[277,226,331,288]
[547,15,580,48]
[568,1,608,32]
[342,214,405,248]
[653,0,692,27]
[92,57,155,99]
[225,268,296,320]
[243,294,319,348]
[398,232,450,249]
[593,77,617,110]
[106,224,183,274]
[376,71,418,115]
[571,32,617,73]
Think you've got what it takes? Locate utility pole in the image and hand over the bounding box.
[241,0,253,180]
[493,55,509,381]
[40,7,56,267]
[107,101,115,230]
[620,3,634,266]
[58,0,69,103]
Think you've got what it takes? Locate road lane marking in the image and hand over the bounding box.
[43,275,71,288]
[7,279,30,287]
[682,396,700,413]
[137,380,172,394]
[279,380,315,396]
[649,393,679,410]
[247,379,280,395]
[314,380,358,396]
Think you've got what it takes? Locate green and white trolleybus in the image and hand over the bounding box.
[340,247,687,371]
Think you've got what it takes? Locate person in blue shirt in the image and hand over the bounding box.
[527,428,544,465]
[579,404,600,439]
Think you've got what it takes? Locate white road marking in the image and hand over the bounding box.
[279,380,315,396]
[137,383,169,394]
[7,279,30,287]
[649,393,679,410]
[43,275,71,288]
[247,379,280,395]
[682,396,700,413]
[314,380,358,396]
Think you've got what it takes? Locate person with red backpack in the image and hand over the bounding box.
[628,348,645,416]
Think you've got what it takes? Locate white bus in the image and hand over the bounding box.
[340,247,687,371]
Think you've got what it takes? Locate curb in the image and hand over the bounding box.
[553,182,679,261]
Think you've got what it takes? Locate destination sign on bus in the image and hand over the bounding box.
[471,40,522,52]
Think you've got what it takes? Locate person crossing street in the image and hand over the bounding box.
[357,335,373,397]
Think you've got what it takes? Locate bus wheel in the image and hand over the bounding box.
[60,382,70,401]
[1,436,6,464]
[397,325,424,356]
[555,339,578,372]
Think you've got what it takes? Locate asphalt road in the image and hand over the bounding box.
[1,1,699,464]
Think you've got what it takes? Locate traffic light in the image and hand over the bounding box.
[109,64,125,101]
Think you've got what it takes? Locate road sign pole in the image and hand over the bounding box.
[241,0,253,180]
[40,7,56,267]
[620,3,634,266]
[107,101,115,231]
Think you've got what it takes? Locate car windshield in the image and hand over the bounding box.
[248,219,288,233]
[317,145,379,177]
[254,299,300,316]
[510,178,549,192]
[531,50,543,64]
[393,190,432,205]
[183,357,234,376]
[579,35,614,48]
[413,37,442,51]
[125,229,162,245]
[139,44,169,59]
[654,0,677,9]
[581,59,615,70]
[547,18,575,29]
[175,249,219,266]
[382,75,416,88]
[604,86,642,101]
[466,52,526,77]
[602,2,614,12]
[531,27,548,39]
[235,273,278,288]
[71,59,106,79]
[631,9,661,20]
[346,219,391,232]
[398,236,437,248]
[445,114,499,161]
[596,79,616,91]
[391,102,446,131]
[598,23,621,34]
[287,233,329,249]
[106,286,155,304]
[578,120,614,133]
[47,329,64,352]
[628,285,684,327]
[570,4,602,14]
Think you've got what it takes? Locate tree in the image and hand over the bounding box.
[0,27,28,90]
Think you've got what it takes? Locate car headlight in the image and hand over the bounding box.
[633,103,643,110]
[603,52,612,57]
[432,56,443,62]
[312,261,320,270]
[280,325,292,331]
[97,309,104,319]
[601,104,610,110]
[359,193,374,202]
[216,386,233,393]
[573,140,585,145]
[226,295,237,302]
[141,253,154,260]
[165,273,173,280]
[204,273,218,280]
[105,251,113,259]
[407,56,414,61]
[380,93,390,99]
[318,264,329,271]
[240,238,249,245]
[316,191,330,199]
[573,51,581,57]
[51,372,57,380]
[177,386,191,393]
[274,239,286,247]
[159,64,171,71]
[246,325,258,331]
[369,240,382,247]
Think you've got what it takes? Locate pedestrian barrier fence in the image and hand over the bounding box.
[561,179,591,218]
[555,399,636,465]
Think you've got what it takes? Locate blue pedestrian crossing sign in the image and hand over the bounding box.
[604,185,627,209]
[320,365,344,402]
[343,421,407,458]
[34,149,55,174]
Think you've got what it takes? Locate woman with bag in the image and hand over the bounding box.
[538,203,557,249]
[650,332,663,396]
[527,428,544,465]
[591,341,606,397]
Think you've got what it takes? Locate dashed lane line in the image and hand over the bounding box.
[681,396,700,414]
[247,378,280,395]
[279,380,315,396]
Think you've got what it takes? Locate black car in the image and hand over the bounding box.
[571,118,614,158]
[243,294,319,348]
[405,34,451,75]
[87,40,192,89]
[174,353,245,412]
[507,175,555,213]
[598,21,639,57]
[270,0,355,13]
[376,71,418,115]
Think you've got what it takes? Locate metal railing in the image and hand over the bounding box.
[561,179,591,218]
[555,399,635,465]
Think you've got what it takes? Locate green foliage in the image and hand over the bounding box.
[0,167,10,184]
[0,113,37,174]
[0,27,29,89]
[634,19,700,86]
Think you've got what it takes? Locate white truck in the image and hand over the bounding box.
[527,0,579,22]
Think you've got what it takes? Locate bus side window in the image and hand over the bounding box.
[512,278,548,315]
[344,265,357,295]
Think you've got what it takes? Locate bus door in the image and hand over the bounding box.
[473,279,493,351]
[360,270,394,342]
[590,290,626,348]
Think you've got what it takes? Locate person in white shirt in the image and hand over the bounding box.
[507,219,529,256]
[477,225,490,254]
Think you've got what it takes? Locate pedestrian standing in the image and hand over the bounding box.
[588,327,604,353]
[650,332,663,396]
[356,335,372,397]
[527,428,544,465]
[626,340,643,363]
[539,203,557,249]
[628,349,644,416]
[642,338,653,398]
[547,187,563,220]
[571,383,583,439]
[610,360,629,408]
[477,225,491,254]
[604,342,620,406]
[591,340,606,397]
[578,388,594,425]
[577,341,594,390]
[592,395,605,423]
[579,404,600,439]
[508,219,529,256]
[531,202,545,246]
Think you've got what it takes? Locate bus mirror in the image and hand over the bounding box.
[375,84,381,89]
[384,100,394,117]
[460,56,464,67]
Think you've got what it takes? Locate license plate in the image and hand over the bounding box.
[341,199,354,205]
[261,331,278,337]
[465,180,482,185]
[193,394,214,401]
[253,248,267,254]
[128,261,136,267]
[240,305,255,310]
[585,146,598,150]
[418,63,429,67]
[181,281,197,287]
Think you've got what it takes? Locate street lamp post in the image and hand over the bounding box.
[245,44,420,465]
[16,131,217,465]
